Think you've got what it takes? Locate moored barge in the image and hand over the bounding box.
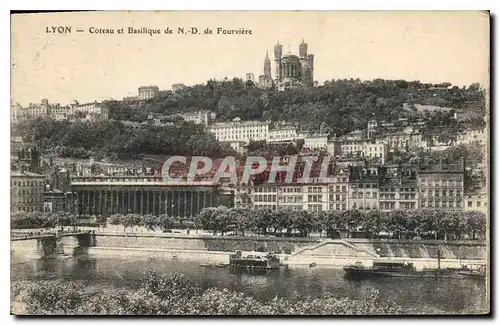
[229,251,281,270]
[343,260,486,280]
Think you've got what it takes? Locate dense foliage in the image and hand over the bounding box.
[11,209,486,241]
[12,271,406,315]
[107,79,486,134]
[196,207,486,240]
[15,118,234,160]
[11,212,80,229]
[11,212,175,232]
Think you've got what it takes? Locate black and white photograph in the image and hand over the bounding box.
[9,10,490,316]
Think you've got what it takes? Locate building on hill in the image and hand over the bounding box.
[258,51,274,89]
[303,133,329,150]
[207,118,269,143]
[11,99,109,122]
[172,83,186,92]
[257,39,315,91]
[267,125,300,144]
[273,39,314,90]
[138,85,159,101]
[177,110,212,125]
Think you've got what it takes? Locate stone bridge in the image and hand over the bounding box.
[10,231,97,259]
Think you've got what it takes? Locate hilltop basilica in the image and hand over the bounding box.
[257,39,315,91]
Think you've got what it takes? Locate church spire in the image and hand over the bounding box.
[264,50,271,78]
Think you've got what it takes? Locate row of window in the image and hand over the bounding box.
[278,196,303,203]
[329,194,347,201]
[307,186,323,193]
[351,203,378,210]
[420,179,460,186]
[12,198,42,203]
[329,203,347,211]
[467,201,487,208]
[12,189,43,195]
[253,194,277,203]
[420,201,462,208]
[421,190,462,197]
[280,187,302,193]
[379,194,416,200]
[254,187,277,193]
[328,185,348,192]
[11,180,44,187]
[350,193,378,199]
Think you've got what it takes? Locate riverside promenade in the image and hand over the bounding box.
[11,226,488,270]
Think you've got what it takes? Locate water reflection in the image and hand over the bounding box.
[11,257,487,314]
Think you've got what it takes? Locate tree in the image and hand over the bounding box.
[109,214,122,231]
[158,214,173,232]
[341,210,364,235]
[226,208,248,236]
[214,206,230,235]
[141,214,158,231]
[465,211,486,240]
[271,208,293,236]
[292,210,314,237]
[364,210,387,238]
[387,210,407,239]
[247,208,273,236]
[120,214,135,232]
[197,207,218,234]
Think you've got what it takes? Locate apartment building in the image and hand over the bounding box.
[138,86,159,101]
[208,118,269,143]
[378,181,418,211]
[327,175,349,211]
[251,185,278,210]
[464,190,488,214]
[267,126,300,144]
[277,185,304,211]
[303,133,329,150]
[11,170,46,213]
[417,162,465,211]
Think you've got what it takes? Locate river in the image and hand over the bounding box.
[11,257,488,314]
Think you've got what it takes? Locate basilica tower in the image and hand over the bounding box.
[299,39,308,58]
[274,41,283,81]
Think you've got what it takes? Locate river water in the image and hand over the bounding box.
[11,257,488,314]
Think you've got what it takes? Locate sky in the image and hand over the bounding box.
[11,11,490,106]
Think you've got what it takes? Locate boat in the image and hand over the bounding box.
[200,263,215,268]
[343,260,487,280]
[229,251,281,271]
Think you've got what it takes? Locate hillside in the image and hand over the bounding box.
[104,78,486,135]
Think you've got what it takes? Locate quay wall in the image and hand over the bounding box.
[94,233,316,254]
[11,233,487,264]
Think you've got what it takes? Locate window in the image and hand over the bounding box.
[468,201,473,207]
[477,201,481,207]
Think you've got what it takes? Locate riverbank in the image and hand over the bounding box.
[11,232,488,270]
